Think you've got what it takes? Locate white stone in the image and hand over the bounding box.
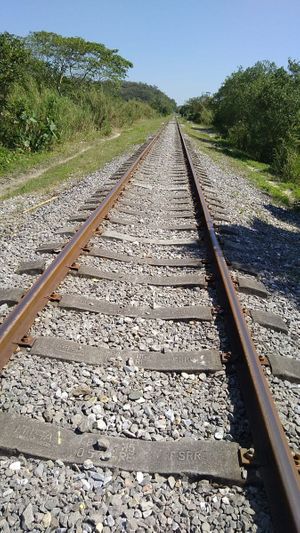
[165,409,175,422]
[96,419,107,431]
[81,479,91,490]
[92,405,103,415]
[181,372,190,378]
[3,488,14,497]
[42,512,52,528]
[214,430,224,440]
[17,478,28,485]
[168,476,176,489]
[136,472,144,483]
[222,496,230,505]
[9,461,21,471]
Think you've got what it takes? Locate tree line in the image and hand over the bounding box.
[120,82,176,116]
[180,60,300,181]
[0,31,174,165]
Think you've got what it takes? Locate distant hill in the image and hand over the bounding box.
[119,81,177,115]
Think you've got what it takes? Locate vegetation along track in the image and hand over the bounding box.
[0,120,299,532]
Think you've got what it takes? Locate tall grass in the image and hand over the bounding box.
[80,88,156,133]
[0,78,157,158]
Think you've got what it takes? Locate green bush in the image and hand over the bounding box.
[272,139,298,181]
[179,95,213,125]
[0,80,158,154]
[212,60,300,181]
[0,79,94,151]
[0,31,164,161]
[0,145,16,170]
[0,32,30,112]
[228,122,249,151]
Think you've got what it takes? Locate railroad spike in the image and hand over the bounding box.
[49,292,62,302]
[69,262,80,271]
[259,355,271,367]
[239,447,258,467]
[17,335,35,348]
[292,452,300,472]
[220,351,233,364]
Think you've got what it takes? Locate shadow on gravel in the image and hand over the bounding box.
[188,131,262,167]
[204,282,252,448]
[188,132,216,146]
[243,488,273,532]
[263,203,300,229]
[191,126,216,135]
[205,227,277,533]
[218,211,300,306]
[205,282,273,531]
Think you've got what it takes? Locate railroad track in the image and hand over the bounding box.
[0,120,299,532]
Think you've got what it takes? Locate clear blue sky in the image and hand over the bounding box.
[1,0,299,104]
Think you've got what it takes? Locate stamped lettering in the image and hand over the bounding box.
[0,414,242,483]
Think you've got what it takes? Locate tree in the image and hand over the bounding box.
[0,32,30,110]
[26,31,133,92]
[212,61,300,178]
[179,94,213,124]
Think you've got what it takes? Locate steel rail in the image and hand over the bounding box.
[0,128,162,370]
[177,121,300,532]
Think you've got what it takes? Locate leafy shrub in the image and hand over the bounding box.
[212,60,300,181]
[272,139,298,181]
[180,94,213,125]
[0,80,94,151]
[0,145,16,170]
[228,122,249,151]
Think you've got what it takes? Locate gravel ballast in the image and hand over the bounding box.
[1,121,298,531]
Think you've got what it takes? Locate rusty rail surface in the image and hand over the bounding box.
[0,128,162,369]
[177,121,300,532]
